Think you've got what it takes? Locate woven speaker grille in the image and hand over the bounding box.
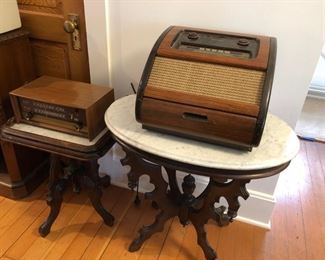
[147,57,265,105]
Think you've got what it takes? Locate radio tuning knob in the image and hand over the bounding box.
[25,112,33,120]
[237,38,249,46]
[74,123,83,132]
[188,32,199,40]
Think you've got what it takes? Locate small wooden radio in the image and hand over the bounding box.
[135,26,277,151]
[10,76,114,141]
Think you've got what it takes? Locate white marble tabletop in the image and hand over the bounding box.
[105,95,300,170]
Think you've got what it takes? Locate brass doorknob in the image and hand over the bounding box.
[63,20,77,33]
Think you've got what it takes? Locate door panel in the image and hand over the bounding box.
[31,40,70,78]
[18,0,60,11]
[18,0,90,82]
[19,12,66,42]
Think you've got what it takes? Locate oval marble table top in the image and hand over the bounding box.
[105,95,300,171]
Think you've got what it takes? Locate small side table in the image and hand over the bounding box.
[104,95,300,260]
[1,120,115,237]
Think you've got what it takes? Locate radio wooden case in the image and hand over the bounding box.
[10,76,114,141]
[136,26,277,151]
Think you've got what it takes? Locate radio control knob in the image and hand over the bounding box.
[188,32,199,40]
[25,112,33,120]
[237,38,249,46]
[74,123,83,131]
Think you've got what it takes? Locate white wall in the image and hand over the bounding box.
[323,0,325,42]
[84,0,110,87]
[85,0,324,228]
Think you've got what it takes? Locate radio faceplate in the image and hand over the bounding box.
[18,97,87,135]
[19,98,86,124]
[171,30,259,59]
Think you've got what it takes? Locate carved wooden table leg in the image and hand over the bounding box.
[121,148,178,252]
[188,177,250,259]
[84,160,114,226]
[39,156,114,236]
[39,154,66,237]
[121,146,251,260]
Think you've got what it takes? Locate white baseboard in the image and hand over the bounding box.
[308,88,325,100]
[235,216,271,230]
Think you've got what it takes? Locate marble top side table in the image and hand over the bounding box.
[105,95,300,260]
[1,120,115,237]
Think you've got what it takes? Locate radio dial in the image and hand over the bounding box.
[237,38,249,46]
[25,112,33,120]
[74,122,83,131]
[187,32,199,40]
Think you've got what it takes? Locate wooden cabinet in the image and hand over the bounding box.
[0,29,35,118]
[0,29,49,199]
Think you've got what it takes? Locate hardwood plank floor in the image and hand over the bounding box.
[0,140,324,260]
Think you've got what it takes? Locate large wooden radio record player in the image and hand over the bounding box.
[135,26,277,151]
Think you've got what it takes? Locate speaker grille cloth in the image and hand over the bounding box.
[147,57,265,105]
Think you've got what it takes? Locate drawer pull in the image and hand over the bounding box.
[182,112,208,122]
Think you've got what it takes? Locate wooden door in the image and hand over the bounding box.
[18,0,90,82]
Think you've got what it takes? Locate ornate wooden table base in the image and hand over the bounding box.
[121,146,252,260]
[1,123,116,238]
[39,154,114,237]
[104,95,299,260]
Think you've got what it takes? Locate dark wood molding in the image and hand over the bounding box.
[0,157,49,199]
[135,26,173,121]
[0,28,49,199]
[252,37,277,146]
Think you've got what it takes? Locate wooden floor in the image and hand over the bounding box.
[0,140,324,260]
